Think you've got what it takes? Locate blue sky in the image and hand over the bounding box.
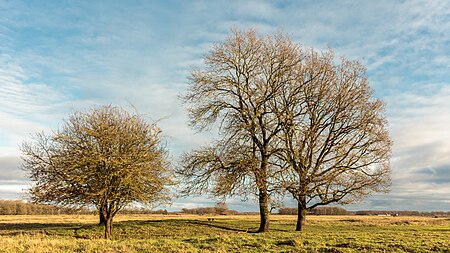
[1,0,449,212]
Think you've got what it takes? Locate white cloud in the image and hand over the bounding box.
[390,86,450,155]
[384,85,450,209]
[0,0,449,211]
[0,55,70,148]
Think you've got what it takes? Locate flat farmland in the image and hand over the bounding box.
[0,214,449,252]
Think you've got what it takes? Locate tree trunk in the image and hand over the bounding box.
[100,205,113,239]
[257,188,270,232]
[99,207,106,225]
[104,217,113,239]
[296,197,306,231]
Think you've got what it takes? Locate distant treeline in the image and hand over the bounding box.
[0,200,90,215]
[0,200,174,215]
[181,205,353,216]
[278,206,351,215]
[181,202,240,215]
[118,208,169,215]
[2,200,449,217]
[181,207,240,215]
[278,207,450,217]
[354,210,450,217]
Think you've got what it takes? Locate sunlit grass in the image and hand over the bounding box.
[0,214,449,252]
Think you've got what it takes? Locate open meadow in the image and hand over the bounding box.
[0,214,448,252]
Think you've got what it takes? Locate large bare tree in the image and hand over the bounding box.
[179,29,302,232]
[179,28,390,232]
[277,50,392,231]
[21,105,173,239]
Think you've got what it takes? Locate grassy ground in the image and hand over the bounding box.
[0,214,449,252]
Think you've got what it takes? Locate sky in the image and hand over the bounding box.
[0,0,449,212]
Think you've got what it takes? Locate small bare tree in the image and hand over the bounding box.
[179,28,302,232]
[277,50,392,231]
[21,105,173,239]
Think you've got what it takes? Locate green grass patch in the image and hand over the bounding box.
[0,215,448,252]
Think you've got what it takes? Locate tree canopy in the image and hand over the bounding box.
[21,105,173,239]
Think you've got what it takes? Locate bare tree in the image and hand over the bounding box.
[179,28,390,232]
[21,105,173,239]
[179,28,302,232]
[277,50,392,231]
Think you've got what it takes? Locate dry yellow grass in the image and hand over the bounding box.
[0,214,448,252]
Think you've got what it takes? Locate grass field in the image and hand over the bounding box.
[0,214,449,252]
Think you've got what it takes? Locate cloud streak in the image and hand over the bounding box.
[0,0,449,211]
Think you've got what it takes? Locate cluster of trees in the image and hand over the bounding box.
[20,28,391,239]
[180,202,239,215]
[0,200,91,215]
[178,28,391,232]
[278,206,351,215]
[181,207,238,215]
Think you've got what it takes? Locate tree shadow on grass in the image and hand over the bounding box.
[0,222,96,238]
[0,219,293,238]
[186,220,293,233]
[187,220,250,233]
[111,219,254,234]
[190,221,292,233]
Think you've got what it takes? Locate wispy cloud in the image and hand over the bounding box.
[345,85,450,211]
[389,86,450,186]
[0,0,449,211]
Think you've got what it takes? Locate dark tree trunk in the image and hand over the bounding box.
[99,207,106,225]
[257,188,270,232]
[100,205,113,239]
[104,217,113,239]
[255,155,270,233]
[296,197,306,231]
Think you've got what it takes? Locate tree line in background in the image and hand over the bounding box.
[0,200,90,215]
[20,28,392,239]
[4,200,448,218]
[0,200,168,215]
[181,203,238,216]
[353,210,450,217]
[278,206,350,215]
